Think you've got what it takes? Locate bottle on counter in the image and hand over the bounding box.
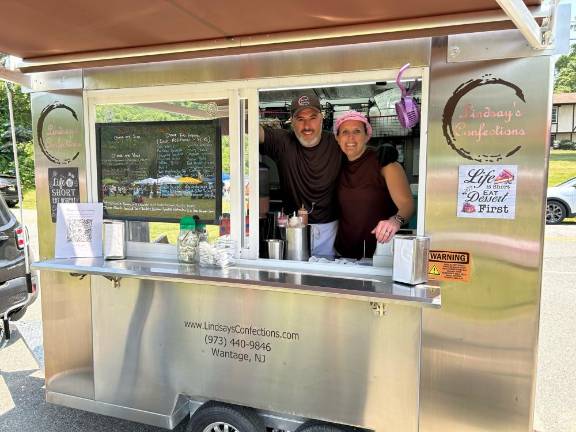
[177,216,199,263]
[219,213,231,236]
[298,204,308,226]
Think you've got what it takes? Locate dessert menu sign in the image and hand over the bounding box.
[457,165,517,219]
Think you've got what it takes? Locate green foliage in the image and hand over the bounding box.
[0,141,35,189]
[555,45,576,92]
[0,83,33,188]
[557,139,576,150]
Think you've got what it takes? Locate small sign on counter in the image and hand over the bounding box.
[55,203,103,258]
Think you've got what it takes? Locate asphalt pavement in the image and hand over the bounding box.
[1,209,575,431]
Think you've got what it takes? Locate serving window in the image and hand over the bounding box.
[87,68,426,268]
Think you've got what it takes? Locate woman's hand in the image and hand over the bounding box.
[371,217,401,243]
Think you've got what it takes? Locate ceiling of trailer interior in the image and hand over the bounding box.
[0,0,542,66]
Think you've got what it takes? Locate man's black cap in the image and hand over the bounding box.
[291,93,322,116]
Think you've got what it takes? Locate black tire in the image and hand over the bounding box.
[186,403,265,432]
[296,422,352,432]
[546,200,567,224]
[6,200,17,208]
[9,306,26,322]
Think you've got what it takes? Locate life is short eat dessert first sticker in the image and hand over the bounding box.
[457,165,517,219]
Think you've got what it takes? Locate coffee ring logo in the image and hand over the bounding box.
[298,95,311,106]
[37,102,80,165]
[442,76,525,162]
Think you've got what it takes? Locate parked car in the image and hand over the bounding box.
[546,177,576,224]
[0,174,19,207]
[0,194,36,342]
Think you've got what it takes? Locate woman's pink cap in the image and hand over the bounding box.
[333,111,373,138]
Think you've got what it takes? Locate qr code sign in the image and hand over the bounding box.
[66,219,92,243]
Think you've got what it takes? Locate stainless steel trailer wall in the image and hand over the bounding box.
[422,38,552,431]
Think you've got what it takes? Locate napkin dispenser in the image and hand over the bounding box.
[103,220,126,260]
[392,235,429,285]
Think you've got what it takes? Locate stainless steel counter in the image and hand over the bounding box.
[32,257,440,307]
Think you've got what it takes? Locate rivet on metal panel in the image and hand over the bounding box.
[370,302,387,317]
[449,46,461,59]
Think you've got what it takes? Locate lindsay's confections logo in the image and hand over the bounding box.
[442,75,526,163]
[37,101,80,165]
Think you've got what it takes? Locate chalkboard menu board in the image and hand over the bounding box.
[96,120,222,223]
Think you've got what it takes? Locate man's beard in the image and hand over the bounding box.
[294,129,322,148]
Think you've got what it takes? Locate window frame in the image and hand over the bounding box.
[84,67,428,272]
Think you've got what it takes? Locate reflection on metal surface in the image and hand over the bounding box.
[41,272,94,399]
[83,39,431,90]
[46,391,189,429]
[32,257,441,307]
[91,276,421,431]
[420,37,550,432]
[31,91,86,260]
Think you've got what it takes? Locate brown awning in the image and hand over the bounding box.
[0,0,543,71]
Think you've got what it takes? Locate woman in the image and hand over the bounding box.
[333,111,414,259]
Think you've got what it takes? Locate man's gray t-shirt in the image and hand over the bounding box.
[260,128,342,224]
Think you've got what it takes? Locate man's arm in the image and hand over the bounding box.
[259,125,265,144]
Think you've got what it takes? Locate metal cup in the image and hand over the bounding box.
[286,226,310,261]
[267,239,284,260]
[103,220,126,260]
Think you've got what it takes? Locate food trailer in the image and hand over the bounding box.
[0,1,569,431]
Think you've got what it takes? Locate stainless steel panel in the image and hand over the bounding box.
[31,91,87,260]
[91,276,421,432]
[24,70,84,93]
[32,257,441,307]
[41,272,94,399]
[448,29,555,62]
[420,38,551,431]
[31,91,94,398]
[447,4,570,63]
[83,39,430,90]
[46,391,189,429]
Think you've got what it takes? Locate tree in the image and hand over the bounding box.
[555,45,576,93]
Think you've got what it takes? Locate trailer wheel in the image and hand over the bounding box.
[186,403,265,432]
[296,422,352,432]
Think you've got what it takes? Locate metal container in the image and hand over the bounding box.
[392,235,429,285]
[373,240,394,268]
[267,239,284,260]
[285,226,309,261]
[103,220,126,260]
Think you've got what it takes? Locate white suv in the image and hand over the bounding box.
[547,177,576,224]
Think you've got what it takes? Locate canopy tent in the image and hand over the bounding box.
[157,176,180,185]
[133,178,158,185]
[178,177,203,185]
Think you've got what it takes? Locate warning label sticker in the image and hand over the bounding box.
[428,250,471,282]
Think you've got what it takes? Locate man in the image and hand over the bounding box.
[259,93,342,257]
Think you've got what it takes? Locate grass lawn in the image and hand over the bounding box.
[22,189,37,209]
[548,150,576,186]
[549,149,576,223]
